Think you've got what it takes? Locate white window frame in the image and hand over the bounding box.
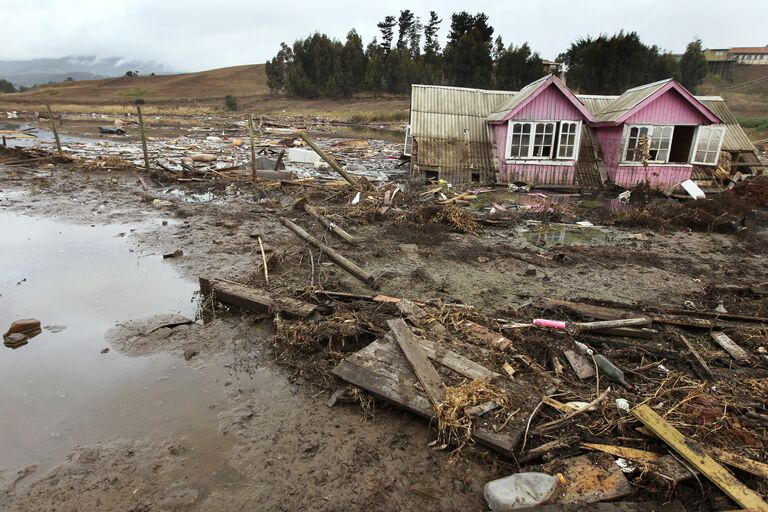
[689,125,725,166]
[505,120,582,164]
[620,124,675,165]
[557,121,581,160]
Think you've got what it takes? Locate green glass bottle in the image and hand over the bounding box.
[594,354,632,391]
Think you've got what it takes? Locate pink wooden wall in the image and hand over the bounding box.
[609,165,693,189]
[625,88,712,125]
[512,86,586,121]
[493,85,585,185]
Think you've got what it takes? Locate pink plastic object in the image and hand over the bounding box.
[533,319,568,329]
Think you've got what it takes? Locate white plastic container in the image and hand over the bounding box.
[484,472,561,511]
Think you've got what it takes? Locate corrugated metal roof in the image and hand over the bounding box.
[486,75,550,122]
[592,79,672,123]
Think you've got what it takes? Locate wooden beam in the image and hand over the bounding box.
[388,319,445,406]
[574,318,652,332]
[710,332,750,364]
[632,404,768,512]
[199,277,316,318]
[297,132,361,190]
[280,217,376,288]
[303,202,358,245]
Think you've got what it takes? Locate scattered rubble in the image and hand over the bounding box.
[2,115,768,511]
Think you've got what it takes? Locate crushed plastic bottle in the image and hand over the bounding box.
[484,472,562,510]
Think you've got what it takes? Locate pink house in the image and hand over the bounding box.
[589,79,724,189]
[408,76,743,189]
[486,75,597,187]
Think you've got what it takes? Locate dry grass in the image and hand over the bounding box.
[434,379,511,453]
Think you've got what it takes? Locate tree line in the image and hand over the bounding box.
[265,11,708,98]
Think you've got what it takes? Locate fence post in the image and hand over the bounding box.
[136,104,150,172]
[46,104,63,156]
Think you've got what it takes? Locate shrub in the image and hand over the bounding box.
[225,95,238,111]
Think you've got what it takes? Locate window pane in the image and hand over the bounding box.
[558,122,577,159]
[533,123,555,158]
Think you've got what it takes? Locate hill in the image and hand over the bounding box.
[2,64,268,105]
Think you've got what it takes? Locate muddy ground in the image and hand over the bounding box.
[1,150,768,511]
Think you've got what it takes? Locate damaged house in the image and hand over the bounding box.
[407,75,763,189]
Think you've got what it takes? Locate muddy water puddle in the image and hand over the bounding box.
[0,213,230,477]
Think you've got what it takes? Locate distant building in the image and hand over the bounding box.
[728,47,768,65]
[703,49,730,62]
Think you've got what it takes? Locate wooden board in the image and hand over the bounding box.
[331,337,523,456]
[388,319,445,406]
[632,404,768,512]
[563,349,596,379]
[382,331,500,382]
[199,277,316,318]
[542,453,634,504]
[710,332,750,364]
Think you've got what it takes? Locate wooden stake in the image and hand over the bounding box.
[258,236,269,286]
[46,104,62,156]
[280,217,376,288]
[248,113,257,181]
[136,104,150,172]
[297,132,361,190]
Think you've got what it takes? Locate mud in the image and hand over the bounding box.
[2,152,768,510]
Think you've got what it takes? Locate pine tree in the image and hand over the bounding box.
[680,39,708,92]
[377,16,396,53]
[443,12,494,88]
[265,42,293,93]
[396,10,415,52]
[423,11,441,56]
[408,16,422,59]
[495,43,544,90]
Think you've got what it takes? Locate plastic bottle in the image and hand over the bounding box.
[593,354,632,390]
[484,472,561,511]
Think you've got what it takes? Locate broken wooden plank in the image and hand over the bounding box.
[678,334,714,378]
[388,318,445,406]
[280,217,376,288]
[581,442,662,464]
[381,331,500,382]
[562,349,596,379]
[464,321,513,351]
[464,400,499,418]
[331,346,520,455]
[632,404,768,512]
[542,453,634,504]
[708,446,768,480]
[199,277,316,318]
[710,332,750,364]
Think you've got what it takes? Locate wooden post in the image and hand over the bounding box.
[298,132,361,190]
[280,217,375,288]
[248,113,257,181]
[136,104,150,172]
[46,104,62,156]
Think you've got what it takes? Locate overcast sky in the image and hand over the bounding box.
[2,0,766,72]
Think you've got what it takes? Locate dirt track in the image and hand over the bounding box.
[2,152,768,511]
